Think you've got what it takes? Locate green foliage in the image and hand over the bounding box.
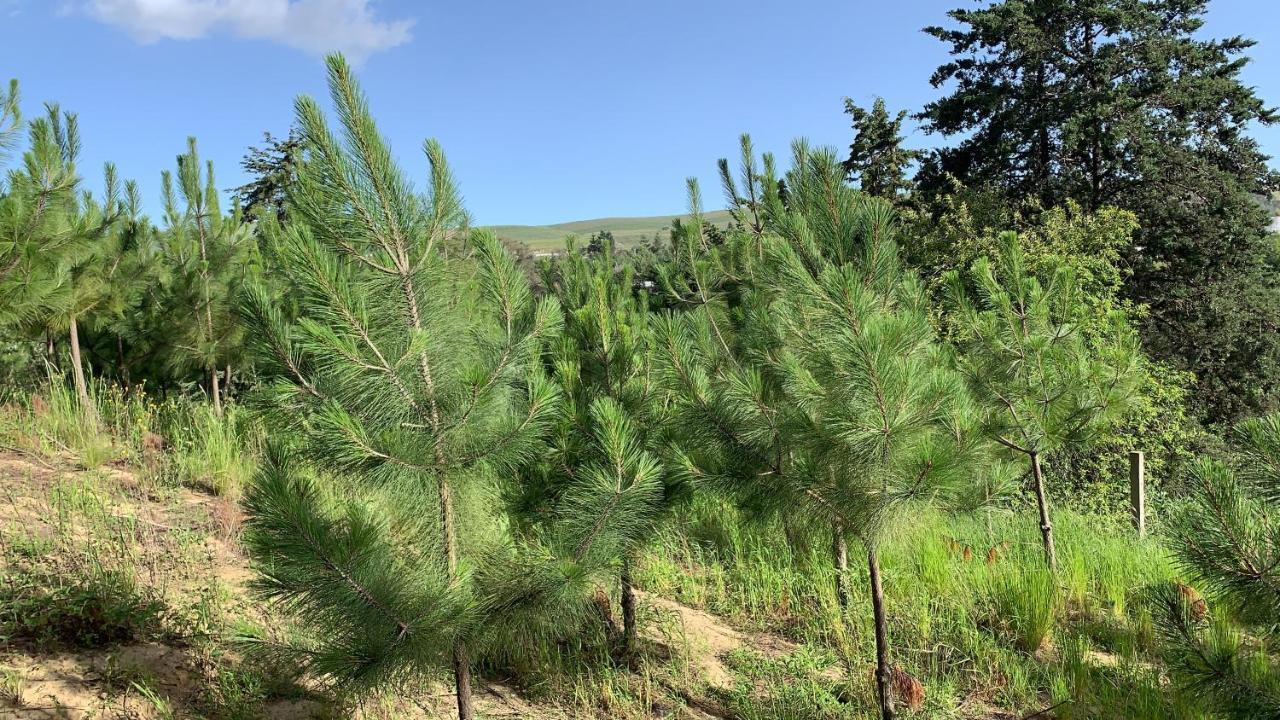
[946,233,1141,568]
[919,0,1280,424]
[911,198,1197,507]
[236,55,660,717]
[521,234,684,653]
[162,137,256,412]
[0,566,163,649]
[0,103,83,331]
[1,375,116,467]
[0,78,20,168]
[637,500,1184,717]
[235,129,304,223]
[164,404,258,497]
[985,565,1058,653]
[1157,414,1280,718]
[841,97,919,201]
[945,233,1141,458]
[653,137,1003,719]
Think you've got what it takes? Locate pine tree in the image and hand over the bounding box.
[655,140,981,720]
[238,54,572,719]
[842,97,920,200]
[0,103,82,339]
[519,235,676,658]
[57,163,122,409]
[1157,413,1280,718]
[96,180,164,389]
[162,138,254,416]
[0,79,19,168]
[945,234,1139,569]
[919,0,1280,424]
[760,146,977,720]
[235,129,304,222]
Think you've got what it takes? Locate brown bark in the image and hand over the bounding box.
[1030,452,1058,571]
[116,335,130,390]
[452,640,474,720]
[868,546,896,720]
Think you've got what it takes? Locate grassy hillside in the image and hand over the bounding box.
[485,210,735,252]
[0,381,1210,720]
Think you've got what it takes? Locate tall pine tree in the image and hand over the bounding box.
[519,236,677,658]
[656,140,981,719]
[162,138,254,416]
[0,104,82,340]
[919,0,1280,424]
[238,54,602,720]
[842,97,920,201]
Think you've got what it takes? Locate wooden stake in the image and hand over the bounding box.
[1129,451,1145,537]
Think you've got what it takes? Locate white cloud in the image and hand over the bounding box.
[80,0,414,62]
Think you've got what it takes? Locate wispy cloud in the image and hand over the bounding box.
[77,0,414,62]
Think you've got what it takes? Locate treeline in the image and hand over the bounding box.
[1,1,1278,718]
[0,94,259,414]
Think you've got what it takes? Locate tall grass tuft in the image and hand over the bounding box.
[1,379,116,468]
[162,403,257,498]
[987,565,1059,653]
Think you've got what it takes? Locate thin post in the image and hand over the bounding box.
[1129,451,1145,537]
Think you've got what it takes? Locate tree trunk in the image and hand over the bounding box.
[452,641,475,720]
[621,556,638,658]
[439,477,474,720]
[223,364,232,405]
[210,366,223,418]
[46,331,57,369]
[1030,452,1057,571]
[833,521,850,614]
[116,335,130,391]
[868,546,896,720]
[69,315,90,409]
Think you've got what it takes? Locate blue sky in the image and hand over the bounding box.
[2,0,1278,225]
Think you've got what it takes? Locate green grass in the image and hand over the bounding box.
[486,209,734,252]
[160,403,258,498]
[986,565,1058,652]
[0,378,117,467]
[633,497,1200,718]
[0,382,1218,718]
[1,379,259,498]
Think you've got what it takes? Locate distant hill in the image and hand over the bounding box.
[484,210,735,253]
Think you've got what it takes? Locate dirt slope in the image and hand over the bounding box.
[0,452,810,720]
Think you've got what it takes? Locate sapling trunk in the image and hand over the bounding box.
[621,556,638,658]
[1030,452,1057,571]
[210,366,223,418]
[867,546,896,720]
[116,335,130,390]
[439,475,474,720]
[68,315,90,410]
[833,521,850,614]
[452,641,474,720]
